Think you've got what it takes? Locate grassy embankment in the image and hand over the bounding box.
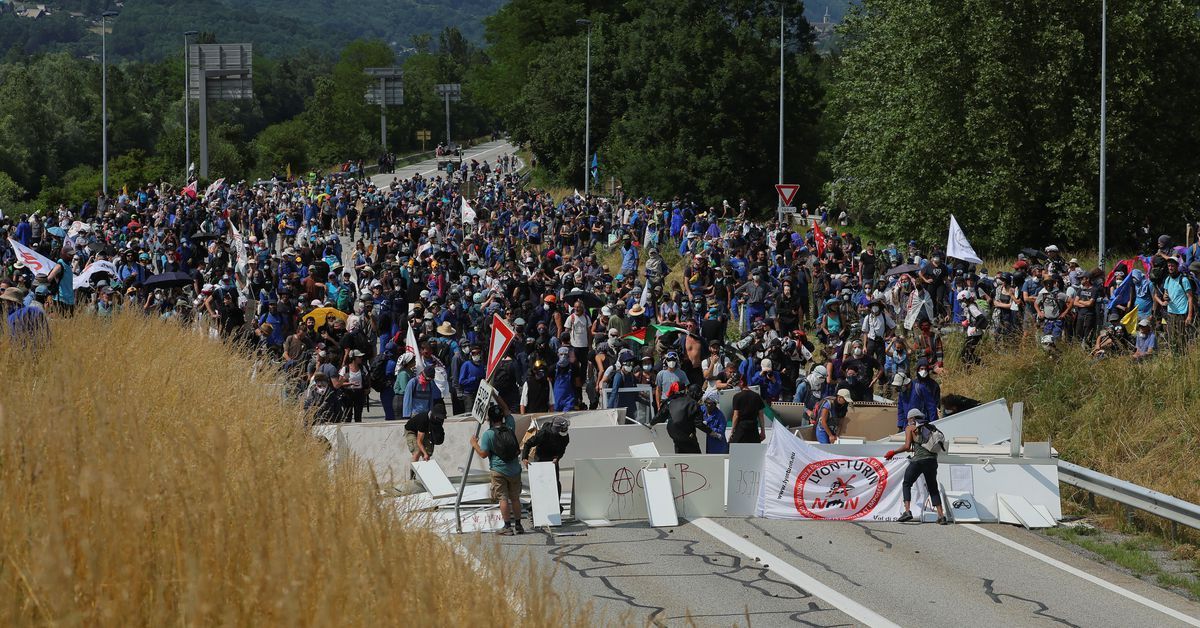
[939,333,1200,534]
[0,313,586,626]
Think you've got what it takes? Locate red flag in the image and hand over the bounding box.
[621,328,647,345]
[812,224,827,258]
[181,181,197,200]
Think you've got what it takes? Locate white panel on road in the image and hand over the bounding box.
[529,462,562,527]
[727,443,767,516]
[641,467,678,527]
[945,491,982,523]
[412,460,455,497]
[582,519,614,527]
[1034,504,1057,525]
[433,508,504,534]
[998,493,1055,528]
[628,442,660,458]
[573,455,726,521]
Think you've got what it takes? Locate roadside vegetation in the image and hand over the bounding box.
[0,313,586,626]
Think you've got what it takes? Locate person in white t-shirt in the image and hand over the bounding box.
[565,300,592,352]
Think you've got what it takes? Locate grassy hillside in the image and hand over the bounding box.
[940,336,1200,508]
[0,313,582,625]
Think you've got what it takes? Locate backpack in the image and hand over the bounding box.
[368,354,390,392]
[428,408,446,445]
[490,424,519,462]
[918,424,947,453]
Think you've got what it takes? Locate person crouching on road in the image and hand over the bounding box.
[885,408,948,525]
[471,403,525,535]
[521,416,571,506]
[652,382,714,454]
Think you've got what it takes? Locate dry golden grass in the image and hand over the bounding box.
[940,334,1200,506]
[0,312,589,626]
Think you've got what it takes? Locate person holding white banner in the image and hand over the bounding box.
[885,408,948,524]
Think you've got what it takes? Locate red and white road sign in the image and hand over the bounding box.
[775,183,800,207]
[485,313,515,380]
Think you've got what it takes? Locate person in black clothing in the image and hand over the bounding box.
[729,375,766,443]
[521,416,571,504]
[652,383,713,453]
[303,373,343,423]
[520,359,553,413]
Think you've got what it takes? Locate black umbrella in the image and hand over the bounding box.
[564,288,605,310]
[190,231,219,242]
[143,271,193,290]
[1020,248,1049,262]
[884,263,922,278]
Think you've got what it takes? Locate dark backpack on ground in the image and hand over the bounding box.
[490,424,520,462]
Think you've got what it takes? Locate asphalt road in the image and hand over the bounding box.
[367,139,519,189]
[495,516,1200,627]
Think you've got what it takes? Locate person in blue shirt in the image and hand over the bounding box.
[14,215,32,246]
[701,390,728,454]
[749,359,783,401]
[896,359,940,431]
[619,236,639,276]
[457,344,485,400]
[470,403,523,534]
[552,347,577,411]
[1133,318,1157,361]
[403,365,444,418]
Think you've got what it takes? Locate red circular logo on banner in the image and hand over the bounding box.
[793,458,889,520]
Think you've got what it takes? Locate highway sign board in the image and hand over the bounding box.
[471,380,496,424]
[775,183,800,207]
[486,314,515,380]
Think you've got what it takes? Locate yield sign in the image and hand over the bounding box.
[485,313,515,380]
[775,183,800,207]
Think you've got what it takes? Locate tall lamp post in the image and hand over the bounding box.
[183,30,198,182]
[777,4,785,226]
[101,9,119,198]
[577,18,592,196]
[1098,0,1108,268]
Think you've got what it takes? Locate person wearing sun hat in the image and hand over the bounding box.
[812,388,853,444]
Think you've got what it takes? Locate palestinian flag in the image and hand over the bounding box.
[652,323,689,336]
[622,328,647,345]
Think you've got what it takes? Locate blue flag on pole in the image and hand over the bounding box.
[590,153,599,182]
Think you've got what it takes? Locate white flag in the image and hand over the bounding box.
[639,280,651,308]
[204,178,226,199]
[946,214,983,265]
[8,238,56,277]
[574,188,584,200]
[460,196,476,224]
[73,260,117,290]
[405,323,425,372]
[229,220,249,269]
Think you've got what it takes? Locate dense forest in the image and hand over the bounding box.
[6,0,1200,253]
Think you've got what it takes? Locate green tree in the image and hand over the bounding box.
[830,0,1200,254]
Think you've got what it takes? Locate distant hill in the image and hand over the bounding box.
[0,0,505,60]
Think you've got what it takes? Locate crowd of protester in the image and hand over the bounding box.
[4,147,1198,444]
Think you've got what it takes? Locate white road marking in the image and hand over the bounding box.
[962,524,1200,627]
[692,517,900,627]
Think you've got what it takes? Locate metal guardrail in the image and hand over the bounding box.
[1058,460,1200,531]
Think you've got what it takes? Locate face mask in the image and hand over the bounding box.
[846,375,858,384]
[535,370,545,379]
[471,355,482,363]
[871,306,880,314]
[852,348,863,357]
[666,360,677,369]
[622,364,633,372]
[917,369,928,379]
[643,365,653,372]
[755,351,764,359]
[315,385,328,394]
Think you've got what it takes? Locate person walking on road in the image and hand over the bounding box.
[886,408,948,525]
[471,403,524,535]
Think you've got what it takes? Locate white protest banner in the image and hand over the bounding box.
[8,238,56,277]
[228,220,249,269]
[405,323,425,372]
[73,260,117,290]
[756,420,921,521]
[460,196,476,224]
[946,214,983,265]
[204,178,226,199]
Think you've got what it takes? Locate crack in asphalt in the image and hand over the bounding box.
[745,519,864,588]
[850,521,905,549]
[981,578,1083,628]
[507,527,849,623]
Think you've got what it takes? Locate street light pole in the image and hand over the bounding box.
[183,31,198,183]
[777,4,785,226]
[1098,0,1108,268]
[101,11,118,198]
[578,18,592,196]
